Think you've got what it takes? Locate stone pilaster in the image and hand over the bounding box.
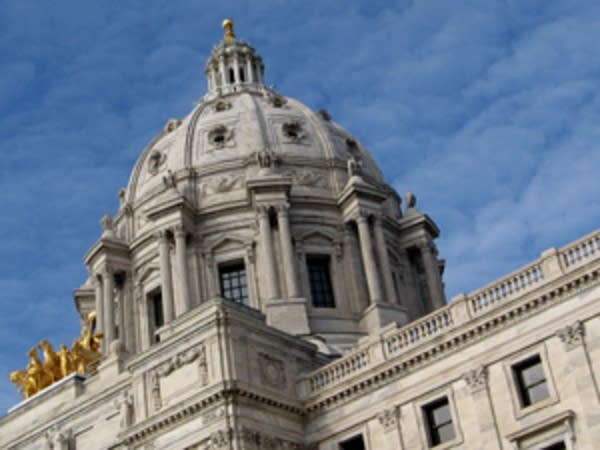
[418,241,446,309]
[356,213,383,305]
[374,215,398,304]
[276,204,301,298]
[257,205,279,300]
[157,230,174,323]
[102,266,115,347]
[174,225,192,316]
[94,274,105,352]
[246,57,254,83]
[463,366,501,450]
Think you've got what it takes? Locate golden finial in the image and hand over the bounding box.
[222,18,236,44]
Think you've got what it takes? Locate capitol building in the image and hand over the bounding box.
[1,21,599,450]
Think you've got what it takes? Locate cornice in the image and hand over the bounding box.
[301,264,600,413]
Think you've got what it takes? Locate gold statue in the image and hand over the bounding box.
[10,310,104,398]
[222,18,235,44]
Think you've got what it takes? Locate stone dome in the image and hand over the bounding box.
[83,20,445,356]
[125,83,384,207]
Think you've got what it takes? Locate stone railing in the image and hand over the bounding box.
[468,262,543,314]
[298,229,600,398]
[307,349,369,392]
[560,230,600,269]
[385,308,452,355]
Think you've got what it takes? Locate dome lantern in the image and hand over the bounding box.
[204,19,265,98]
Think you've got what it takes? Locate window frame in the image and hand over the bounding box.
[415,389,462,449]
[504,346,558,419]
[306,254,336,308]
[218,260,249,305]
[338,433,366,450]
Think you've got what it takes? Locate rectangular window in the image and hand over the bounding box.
[307,255,335,308]
[542,442,566,450]
[339,434,366,450]
[423,397,455,447]
[219,262,249,305]
[513,355,550,407]
[149,290,163,344]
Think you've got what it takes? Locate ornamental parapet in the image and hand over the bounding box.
[297,228,600,406]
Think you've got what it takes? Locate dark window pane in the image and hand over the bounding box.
[514,355,549,407]
[339,435,365,450]
[424,397,455,447]
[219,263,249,305]
[542,442,566,450]
[307,256,335,308]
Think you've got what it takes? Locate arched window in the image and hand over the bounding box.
[228,67,235,84]
[239,67,245,82]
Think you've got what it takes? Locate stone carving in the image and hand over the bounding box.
[281,121,306,143]
[265,91,286,107]
[114,390,135,429]
[200,174,245,196]
[150,371,162,411]
[148,150,167,175]
[207,124,234,149]
[377,405,400,432]
[347,157,362,177]
[284,170,328,188]
[556,320,585,351]
[346,138,360,158]
[259,353,286,389]
[152,344,208,386]
[256,149,279,174]
[213,100,232,112]
[406,191,417,209]
[464,366,488,393]
[45,426,71,450]
[164,118,182,133]
[317,109,331,121]
[209,428,232,448]
[101,213,115,238]
[237,426,302,450]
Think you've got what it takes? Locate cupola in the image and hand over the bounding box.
[204,19,265,98]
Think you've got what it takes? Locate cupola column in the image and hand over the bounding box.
[94,275,105,352]
[233,57,241,84]
[246,57,254,83]
[257,206,280,300]
[174,225,192,315]
[374,215,398,304]
[418,241,446,309]
[158,230,175,323]
[102,267,116,346]
[356,213,384,304]
[218,56,226,87]
[277,204,301,298]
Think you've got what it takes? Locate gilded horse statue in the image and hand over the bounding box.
[10,310,104,398]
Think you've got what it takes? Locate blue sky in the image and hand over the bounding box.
[1,1,599,412]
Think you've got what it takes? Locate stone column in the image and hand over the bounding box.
[116,274,125,345]
[257,205,279,300]
[157,230,175,323]
[233,57,240,84]
[218,56,226,86]
[94,275,105,352]
[418,241,446,309]
[204,252,219,299]
[356,213,383,304]
[246,57,254,83]
[374,215,398,304]
[102,267,115,346]
[277,204,301,298]
[137,282,150,351]
[174,225,192,316]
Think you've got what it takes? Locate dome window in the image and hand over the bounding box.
[282,121,305,143]
[239,67,245,82]
[208,125,233,149]
[214,100,232,112]
[228,67,235,84]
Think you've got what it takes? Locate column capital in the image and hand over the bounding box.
[355,211,370,224]
[556,320,585,351]
[174,225,187,239]
[155,229,171,241]
[464,366,488,393]
[275,203,290,215]
[256,204,270,217]
[101,265,115,277]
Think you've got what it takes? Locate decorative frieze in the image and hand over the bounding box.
[556,320,585,351]
[464,366,488,393]
[154,344,208,381]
